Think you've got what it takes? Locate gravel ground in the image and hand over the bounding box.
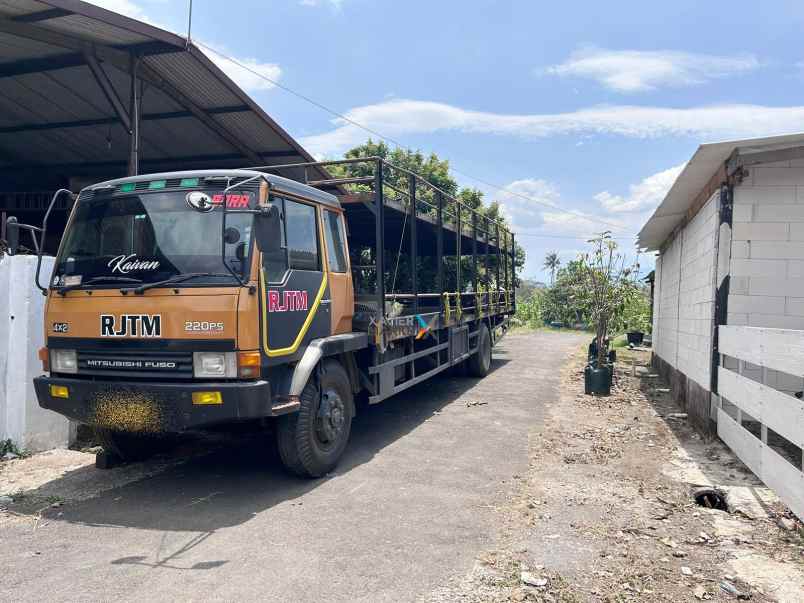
[425,346,804,602]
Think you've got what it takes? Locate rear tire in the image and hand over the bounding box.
[95,428,164,462]
[468,323,492,378]
[276,359,354,478]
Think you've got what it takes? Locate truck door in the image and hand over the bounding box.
[322,208,353,334]
[260,196,331,360]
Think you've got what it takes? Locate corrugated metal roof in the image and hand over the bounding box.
[637,131,804,251]
[0,0,329,186]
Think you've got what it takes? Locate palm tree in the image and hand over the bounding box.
[544,251,561,285]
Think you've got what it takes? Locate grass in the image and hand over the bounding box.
[611,334,629,348]
[0,438,27,458]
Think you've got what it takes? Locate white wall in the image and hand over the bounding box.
[655,228,681,367]
[0,255,67,452]
[726,161,804,394]
[677,192,719,389]
[653,191,719,392]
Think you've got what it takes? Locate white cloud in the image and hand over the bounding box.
[493,178,628,239]
[300,0,346,8]
[202,49,282,92]
[301,98,804,157]
[85,0,168,29]
[491,178,634,277]
[594,163,685,213]
[85,1,282,93]
[493,165,684,277]
[546,47,760,93]
[495,179,560,227]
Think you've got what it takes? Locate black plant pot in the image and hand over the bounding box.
[588,365,612,396]
[626,331,644,346]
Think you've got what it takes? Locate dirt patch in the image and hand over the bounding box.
[425,346,804,602]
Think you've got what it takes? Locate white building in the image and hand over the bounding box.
[639,132,804,519]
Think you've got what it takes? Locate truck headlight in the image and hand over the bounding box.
[51,349,77,374]
[193,352,237,378]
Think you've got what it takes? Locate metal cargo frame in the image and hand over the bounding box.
[252,157,517,404]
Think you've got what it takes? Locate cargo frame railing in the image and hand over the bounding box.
[248,156,516,348]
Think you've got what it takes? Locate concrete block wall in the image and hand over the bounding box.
[655,229,681,367]
[652,192,718,388]
[725,161,804,394]
[0,255,68,452]
[676,192,718,390]
[652,254,663,348]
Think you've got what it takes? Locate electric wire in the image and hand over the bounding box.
[194,40,635,238]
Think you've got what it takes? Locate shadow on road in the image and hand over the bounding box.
[18,352,513,535]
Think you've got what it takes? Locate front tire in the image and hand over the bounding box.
[276,359,354,478]
[468,323,492,377]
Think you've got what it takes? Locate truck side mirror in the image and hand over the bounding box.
[5,216,19,255]
[254,205,282,254]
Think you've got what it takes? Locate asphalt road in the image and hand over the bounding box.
[2,330,584,602]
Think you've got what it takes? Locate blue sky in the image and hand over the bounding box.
[91,0,804,280]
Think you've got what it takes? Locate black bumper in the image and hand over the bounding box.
[34,376,282,433]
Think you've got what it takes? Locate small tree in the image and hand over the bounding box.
[572,233,640,367]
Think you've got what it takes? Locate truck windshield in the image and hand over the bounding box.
[53,191,252,287]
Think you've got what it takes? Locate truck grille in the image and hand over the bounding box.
[77,349,194,380]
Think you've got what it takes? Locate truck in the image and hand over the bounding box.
[4,157,516,477]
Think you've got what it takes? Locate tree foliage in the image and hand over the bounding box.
[330,139,526,288]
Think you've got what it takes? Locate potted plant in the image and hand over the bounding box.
[573,233,641,395]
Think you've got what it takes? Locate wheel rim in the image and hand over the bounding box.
[315,387,347,450]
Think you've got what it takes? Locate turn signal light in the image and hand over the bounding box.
[192,391,222,405]
[237,351,261,379]
[50,385,69,399]
[39,347,49,372]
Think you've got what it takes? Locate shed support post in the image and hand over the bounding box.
[374,159,386,345]
[409,174,418,315]
[128,53,141,176]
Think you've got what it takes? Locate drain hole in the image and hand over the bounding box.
[693,488,728,511]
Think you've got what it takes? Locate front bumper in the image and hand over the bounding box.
[34,376,289,433]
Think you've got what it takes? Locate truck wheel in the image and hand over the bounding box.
[277,359,354,478]
[468,323,492,378]
[95,428,162,462]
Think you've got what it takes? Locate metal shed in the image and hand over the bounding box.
[0,0,328,249]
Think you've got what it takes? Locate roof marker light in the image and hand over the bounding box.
[120,182,136,192]
[148,180,166,190]
[180,177,199,187]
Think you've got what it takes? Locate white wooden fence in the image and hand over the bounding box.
[718,325,804,519]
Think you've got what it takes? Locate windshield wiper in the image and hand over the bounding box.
[123,272,237,295]
[57,275,143,295]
